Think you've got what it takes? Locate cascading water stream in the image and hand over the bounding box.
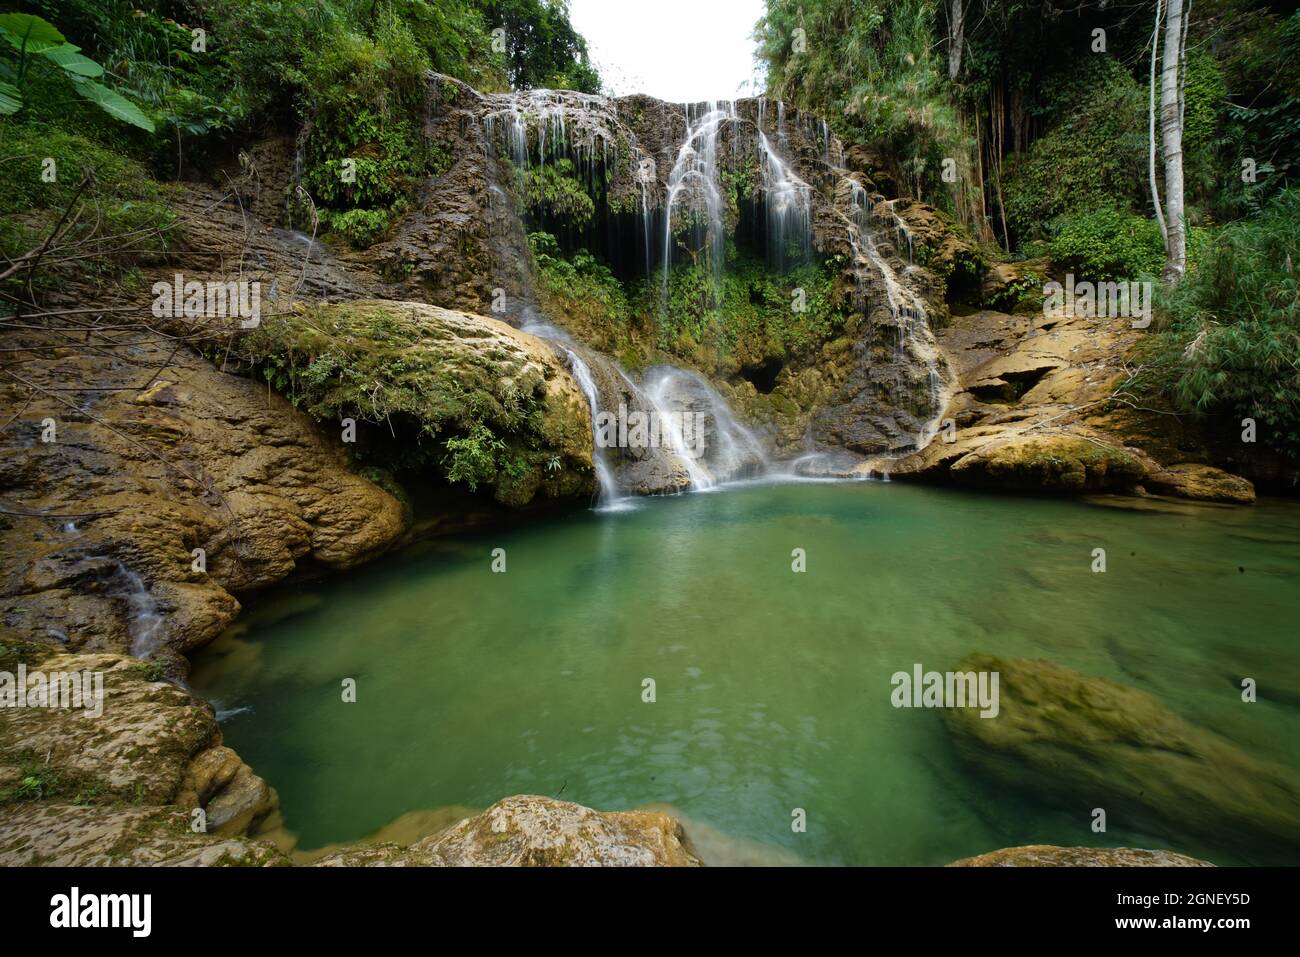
[661,102,734,310]
[521,318,622,507]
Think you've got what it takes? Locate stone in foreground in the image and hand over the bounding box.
[312,795,702,867]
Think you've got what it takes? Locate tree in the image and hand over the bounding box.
[947,0,966,83]
[1157,0,1188,282]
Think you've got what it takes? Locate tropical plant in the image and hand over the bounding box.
[0,12,153,130]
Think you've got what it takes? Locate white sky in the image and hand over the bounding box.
[567,0,768,102]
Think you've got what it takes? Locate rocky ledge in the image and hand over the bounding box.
[312,795,702,867]
[889,307,1256,501]
[0,642,280,865]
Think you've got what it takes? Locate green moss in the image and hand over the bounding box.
[233,301,580,503]
[130,661,166,683]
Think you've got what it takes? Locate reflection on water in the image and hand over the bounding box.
[191,481,1300,864]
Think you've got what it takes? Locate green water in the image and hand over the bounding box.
[192,480,1300,865]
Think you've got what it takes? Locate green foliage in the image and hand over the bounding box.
[0,121,176,284]
[1137,189,1300,455]
[755,0,976,216]
[5,0,599,244]
[1046,208,1164,282]
[985,269,1045,314]
[442,422,506,491]
[522,158,595,227]
[130,660,167,682]
[531,230,632,330]
[478,0,600,92]
[656,250,846,370]
[0,11,153,129]
[1002,59,1147,244]
[1214,9,1300,215]
[0,760,60,804]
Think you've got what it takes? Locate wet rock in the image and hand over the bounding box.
[311,795,702,867]
[943,654,1300,859]
[949,845,1213,867]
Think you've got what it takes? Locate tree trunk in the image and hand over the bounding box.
[1161,0,1187,282]
[1148,0,1167,243]
[948,0,966,82]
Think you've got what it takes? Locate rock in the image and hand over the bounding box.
[1146,463,1256,504]
[890,415,1147,493]
[949,845,1213,867]
[887,306,1261,498]
[311,796,702,867]
[943,654,1300,860]
[0,804,285,866]
[980,259,1050,310]
[0,647,278,850]
[240,299,596,507]
[0,323,408,657]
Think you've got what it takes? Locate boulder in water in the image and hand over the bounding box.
[943,654,1300,860]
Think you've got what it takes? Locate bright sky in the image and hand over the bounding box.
[567,0,768,102]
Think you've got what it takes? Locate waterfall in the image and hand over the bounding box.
[757,130,812,271]
[641,365,768,486]
[661,101,734,309]
[117,564,163,658]
[523,318,769,500]
[522,318,622,507]
[466,78,950,474]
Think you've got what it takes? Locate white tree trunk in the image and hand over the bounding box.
[1149,0,1167,243]
[1161,0,1187,282]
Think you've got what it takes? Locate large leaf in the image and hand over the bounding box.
[70,77,155,132]
[41,43,103,78]
[0,79,20,115]
[0,13,65,54]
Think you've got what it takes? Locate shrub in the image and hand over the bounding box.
[1047,208,1164,281]
[1136,189,1300,455]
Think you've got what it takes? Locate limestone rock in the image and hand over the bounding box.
[889,308,1256,500]
[1146,463,1255,504]
[949,845,1213,867]
[0,804,285,866]
[0,647,278,848]
[240,299,596,507]
[312,795,702,867]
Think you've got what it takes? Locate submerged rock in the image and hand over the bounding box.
[949,845,1213,867]
[311,795,702,867]
[943,654,1300,860]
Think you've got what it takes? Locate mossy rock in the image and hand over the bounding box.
[237,300,595,507]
